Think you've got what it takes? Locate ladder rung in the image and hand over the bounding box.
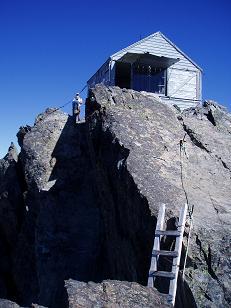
[155,230,181,237]
[152,250,178,257]
[150,271,175,279]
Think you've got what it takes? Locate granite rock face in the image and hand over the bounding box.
[0,86,230,308]
[11,109,103,307]
[1,106,158,307]
[86,85,231,308]
[65,279,168,308]
[0,143,24,301]
[0,299,20,308]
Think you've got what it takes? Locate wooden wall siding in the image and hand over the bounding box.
[161,97,198,110]
[167,68,198,100]
[87,59,110,87]
[111,33,199,72]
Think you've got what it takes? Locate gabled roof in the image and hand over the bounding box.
[111,31,202,72]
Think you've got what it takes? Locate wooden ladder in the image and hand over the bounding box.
[148,203,187,307]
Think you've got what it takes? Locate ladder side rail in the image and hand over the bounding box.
[168,203,187,306]
[148,203,165,287]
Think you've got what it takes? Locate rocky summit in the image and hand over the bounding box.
[0,84,230,308]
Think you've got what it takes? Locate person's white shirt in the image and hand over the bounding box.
[75,94,83,105]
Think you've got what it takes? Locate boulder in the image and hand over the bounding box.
[65,279,168,308]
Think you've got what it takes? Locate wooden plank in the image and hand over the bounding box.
[150,271,175,279]
[168,203,187,306]
[155,230,180,237]
[113,34,197,70]
[148,204,165,287]
[152,250,178,257]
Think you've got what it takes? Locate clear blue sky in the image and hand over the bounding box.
[0,0,230,158]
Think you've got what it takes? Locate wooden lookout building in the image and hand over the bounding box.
[87,31,202,110]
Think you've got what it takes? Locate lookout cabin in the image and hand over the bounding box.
[87,31,202,110]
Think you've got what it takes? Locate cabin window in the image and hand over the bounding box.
[115,61,167,94]
[115,62,131,89]
[132,64,166,94]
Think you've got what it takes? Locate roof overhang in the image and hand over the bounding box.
[115,52,180,68]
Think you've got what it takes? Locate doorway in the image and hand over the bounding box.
[115,62,131,89]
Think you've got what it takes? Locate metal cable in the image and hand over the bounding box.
[182,205,194,279]
[35,84,87,124]
[179,133,189,205]
[179,136,194,279]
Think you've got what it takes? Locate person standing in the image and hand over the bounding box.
[72,93,83,122]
